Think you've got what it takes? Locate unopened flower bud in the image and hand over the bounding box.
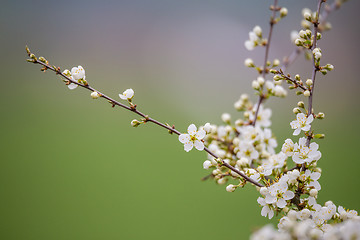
[233,137,240,146]
[269,69,277,74]
[131,119,141,127]
[252,80,260,90]
[217,178,227,185]
[240,94,249,101]
[314,134,325,139]
[253,25,262,37]
[317,32,322,40]
[226,184,236,192]
[317,112,325,119]
[303,90,311,97]
[204,123,212,133]
[299,30,307,39]
[313,48,322,60]
[304,11,312,21]
[62,69,71,76]
[259,187,268,196]
[297,101,305,108]
[310,189,318,197]
[235,119,243,126]
[280,7,288,17]
[306,79,313,86]
[305,29,312,38]
[301,20,311,29]
[38,56,47,63]
[288,210,298,220]
[295,39,303,46]
[273,59,280,67]
[293,107,301,114]
[239,157,249,167]
[273,75,282,81]
[91,91,100,99]
[203,160,212,169]
[257,77,265,85]
[221,113,231,123]
[212,169,221,175]
[324,64,334,71]
[320,69,328,75]
[244,58,255,67]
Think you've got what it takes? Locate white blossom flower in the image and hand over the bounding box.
[268,152,287,169]
[292,138,321,164]
[257,197,274,219]
[179,124,206,152]
[90,91,100,99]
[238,125,261,144]
[262,128,277,154]
[338,206,358,220]
[299,208,311,220]
[282,139,295,157]
[249,104,272,128]
[246,168,260,182]
[257,165,272,177]
[62,69,77,90]
[119,88,134,100]
[244,26,262,51]
[71,65,85,81]
[302,169,321,191]
[290,113,314,135]
[265,177,294,208]
[236,142,259,162]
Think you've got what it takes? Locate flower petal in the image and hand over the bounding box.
[119,94,127,100]
[293,128,301,136]
[68,83,78,90]
[194,140,204,151]
[179,134,190,144]
[187,124,197,135]
[195,129,206,140]
[265,195,277,204]
[283,191,295,200]
[306,114,314,124]
[277,198,286,208]
[184,142,193,152]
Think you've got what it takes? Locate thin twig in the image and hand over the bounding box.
[281,0,342,71]
[252,0,278,127]
[27,51,264,188]
[306,0,324,147]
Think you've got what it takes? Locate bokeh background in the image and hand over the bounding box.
[1,0,360,239]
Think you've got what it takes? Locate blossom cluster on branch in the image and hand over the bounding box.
[25,0,358,239]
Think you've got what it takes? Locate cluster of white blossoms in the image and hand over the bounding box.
[244,26,266,51]
[35,1,354,239]
[62,65,86,90]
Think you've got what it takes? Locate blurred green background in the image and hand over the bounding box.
[1,0,359,239]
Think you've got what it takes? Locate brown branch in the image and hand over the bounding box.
[252,0,278,127]
[26,49,264,188]
[306,0,324,147]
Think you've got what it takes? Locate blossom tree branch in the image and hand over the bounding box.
[25,47,264,188]
[306,0,324,147]
[281,0,344,71]
[252,0,278,127]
